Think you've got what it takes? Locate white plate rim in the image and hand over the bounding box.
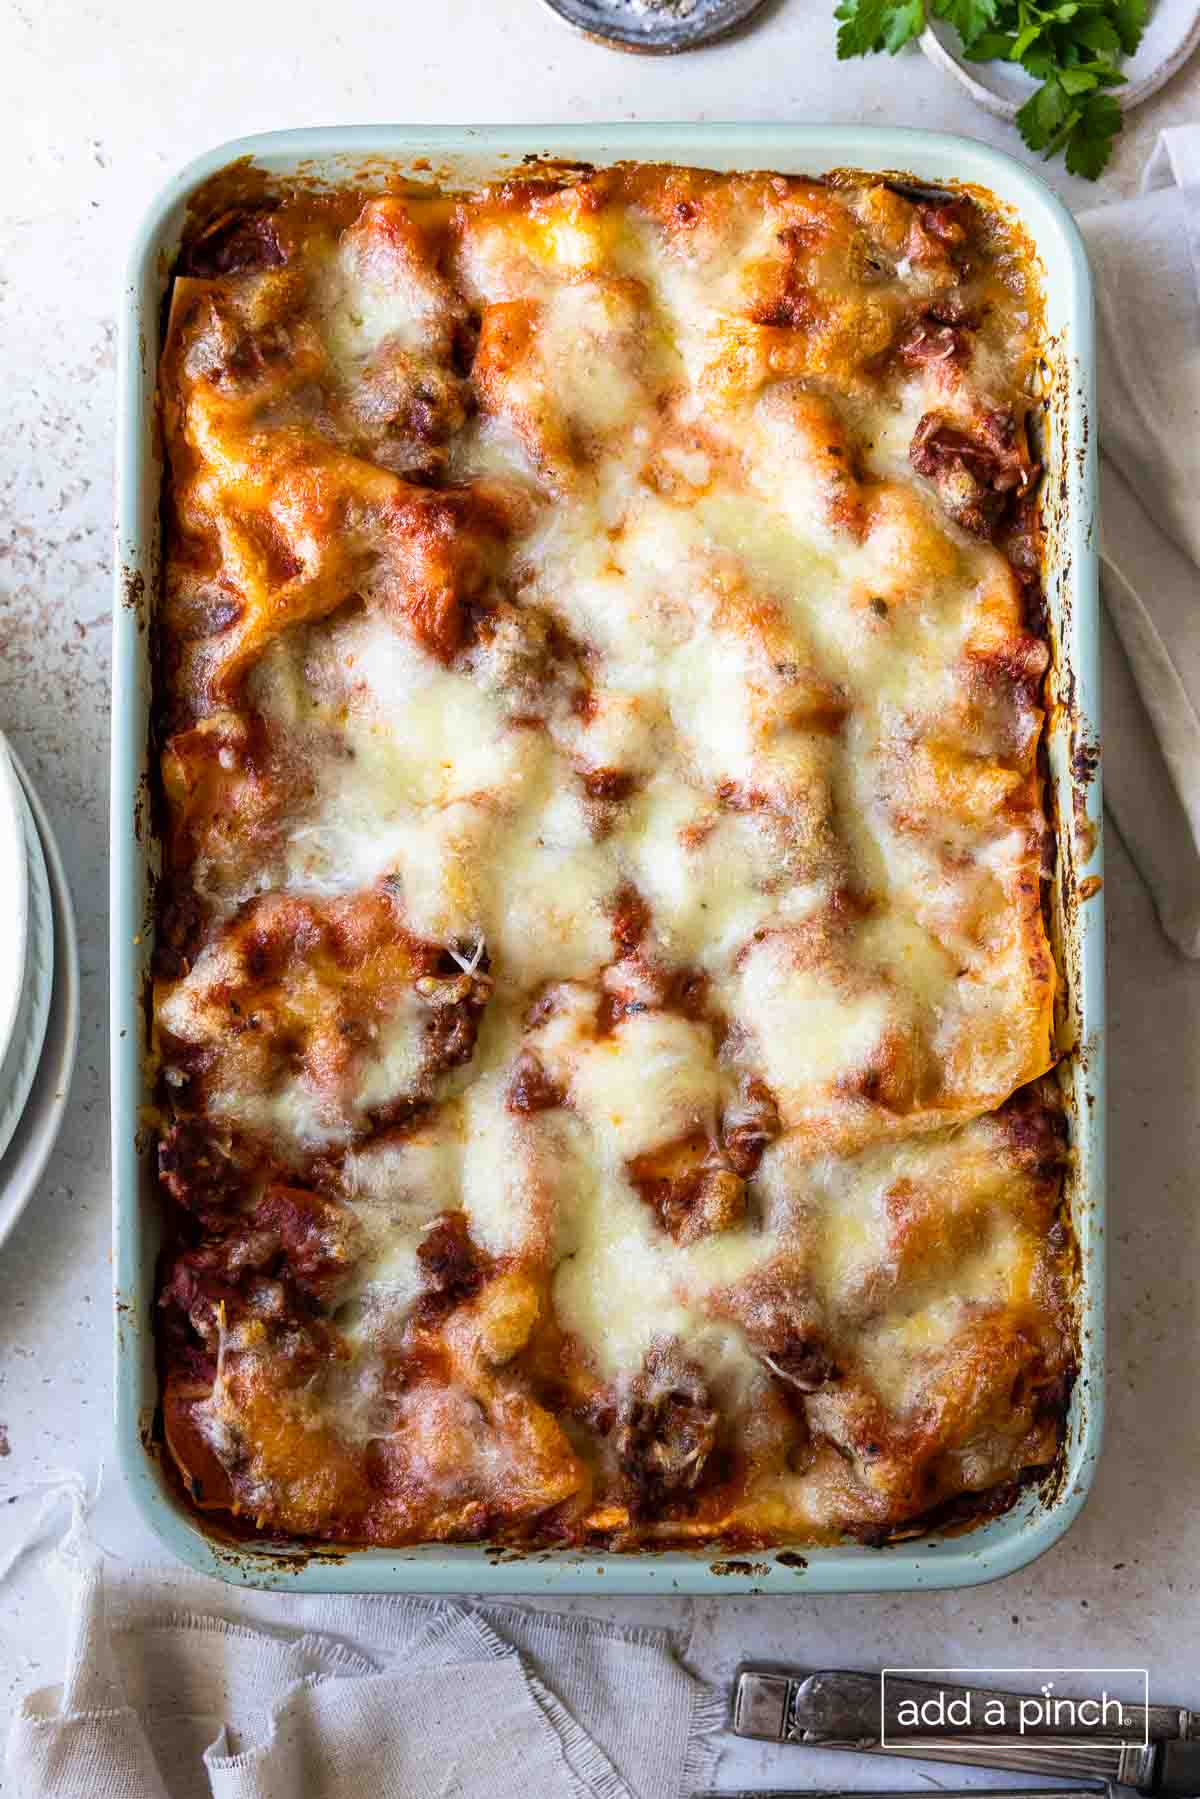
[0,752,80,1251]
[0,733,30,1072]
[0,771,54,1170]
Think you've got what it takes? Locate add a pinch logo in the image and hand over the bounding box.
[880,1670,1150,1744]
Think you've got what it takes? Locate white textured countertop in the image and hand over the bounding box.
[1,0,1198,1781]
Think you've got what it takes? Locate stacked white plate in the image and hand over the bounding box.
[0,732,80,1249]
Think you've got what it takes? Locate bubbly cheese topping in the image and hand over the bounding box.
[545,1109,773,1392]
[154,165,1069,1550]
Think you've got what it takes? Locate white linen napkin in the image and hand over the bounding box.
[6,1539,721,1799]
[1078,127,1200,955]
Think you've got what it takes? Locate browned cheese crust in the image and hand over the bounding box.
[152,164,1072,1550]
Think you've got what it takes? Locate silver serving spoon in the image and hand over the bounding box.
[538,0,771,54]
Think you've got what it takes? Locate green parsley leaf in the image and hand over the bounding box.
[1020,42,1058,74]
[835,0,925,56]
[1059,52,1129,84]
[1073,15,1122,54]
[1015,75,1072,150]
[1110,0,1148,54]
[962,28,1018,57]
[1012,19,1047,56]
[930,0,998,47]
[1064,92,1123,174]
[1057,63,1099,90]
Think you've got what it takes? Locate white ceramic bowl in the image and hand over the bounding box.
[921,0,1200,120]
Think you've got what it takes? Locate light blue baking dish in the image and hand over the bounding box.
[111,123,1103,1595]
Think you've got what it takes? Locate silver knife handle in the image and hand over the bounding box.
[696,1791,1107,1799]
[733,1669,1194,1791]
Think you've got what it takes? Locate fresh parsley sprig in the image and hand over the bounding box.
[833,0,1148,177]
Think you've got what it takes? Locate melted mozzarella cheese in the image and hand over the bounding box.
[546,1111,771,1393]
[340,1118,466,1331]
[535,996,725,1164]
[535,280,647,435]
[319,208,453,369]
[160,167,1059,1530]
[224,1071,348,1153]
[459,1068,549,1258]
[734,933,897,1099]
[482,784,618,989]
[259,610,533,813]
[855,1222,1023,1411]
[354,988,436,1114]
[621,778,792,965]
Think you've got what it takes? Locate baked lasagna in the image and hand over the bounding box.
[152,162,1074,1551]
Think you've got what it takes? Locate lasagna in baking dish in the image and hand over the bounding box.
[153,162,1074,1550]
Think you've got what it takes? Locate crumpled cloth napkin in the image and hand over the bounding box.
[5,1540,721,1799]
[1079,126,1200,955]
